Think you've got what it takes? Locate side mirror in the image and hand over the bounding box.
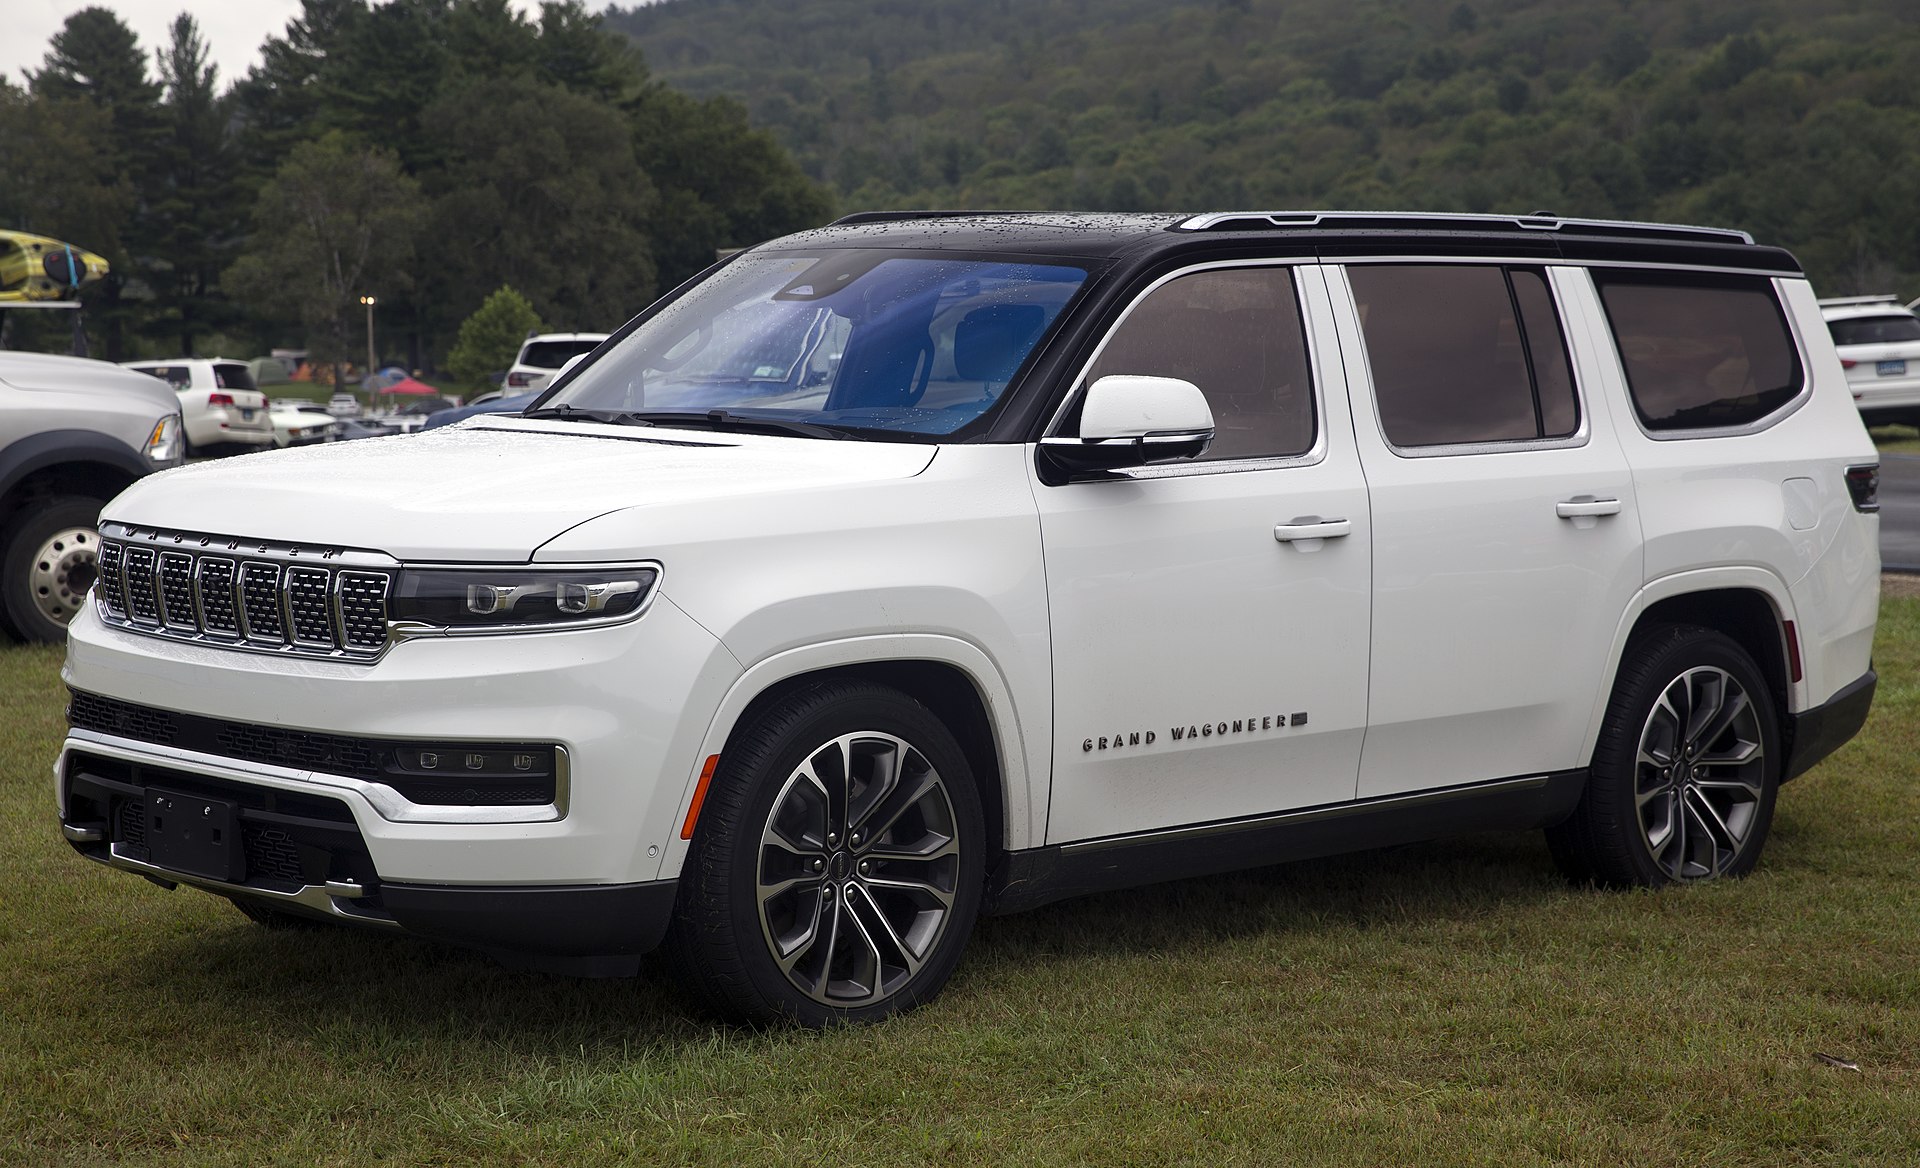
[1038,375,1214,482]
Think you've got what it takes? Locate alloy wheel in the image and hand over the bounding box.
[27,524,97,629]
[1634,665,1766,881]
[756,731,961,1006]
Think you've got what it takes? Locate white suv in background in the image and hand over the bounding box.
[503,332,609,393]
[59,212,1880,1027]
[1818,295,1920,427]
[121,358,275,456]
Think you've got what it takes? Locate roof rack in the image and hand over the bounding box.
[827,209,1034,227]
[1815,294,1902,307]
[1170,211,1754,246]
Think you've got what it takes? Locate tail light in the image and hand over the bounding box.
[208,392,235,407]
[506,371,534,388]
[1845,464,1879,513]
[1839,358,1858,369]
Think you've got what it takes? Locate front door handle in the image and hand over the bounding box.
[1556,496,1622,519]
[1274,517,1352,542]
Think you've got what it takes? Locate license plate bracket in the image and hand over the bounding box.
[145,788,245,882]
[1877,359,1906,377]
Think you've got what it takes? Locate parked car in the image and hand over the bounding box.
[504,332,608,393]
[120,358,274,456]
[0,351,181,642]
[421,391,540,430]
[58,211,1880,1027]
[1818,295,1920,427]
[333,416,401,440]
[268,400,341,447]
[327,392,362,418]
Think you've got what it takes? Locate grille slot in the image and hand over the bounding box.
[338,572,389,650]
[123,546,160,623]
[94,528,394,660]
[239,562,284,641]
[285,566,334,646]
[196,558,239,635]
[158,553,197,629]
[97,541,125,617]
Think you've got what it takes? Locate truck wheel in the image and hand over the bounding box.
[0,495,105,643]
[667,680,985,1027]
[1548,625,1779,887]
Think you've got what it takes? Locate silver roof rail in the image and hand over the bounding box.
[1816,294,1902,307]
[1170,210,1754,245]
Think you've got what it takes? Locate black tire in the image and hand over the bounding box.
[0,495,106,643]
[1548,624,1780,888]
[666,680,986,1027]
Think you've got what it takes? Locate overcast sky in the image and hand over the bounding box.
[6,1,552,89]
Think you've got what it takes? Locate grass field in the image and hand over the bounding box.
[3,604,1917,1166]
[1871,424,1920,455]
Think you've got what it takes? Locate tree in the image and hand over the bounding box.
[421,78,659,337]
[446,285,545,387]
[146,14,242,355]
[28,7,164,360]
[223,133,426,392]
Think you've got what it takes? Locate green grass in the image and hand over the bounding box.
[1870,425,1920,455]
[4,607,1919,1165]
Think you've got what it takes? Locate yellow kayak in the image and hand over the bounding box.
[0,230,109,302]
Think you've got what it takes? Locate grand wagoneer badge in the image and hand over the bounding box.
[1083,712,1308,752]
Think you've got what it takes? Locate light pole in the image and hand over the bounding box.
[358,295,377,377]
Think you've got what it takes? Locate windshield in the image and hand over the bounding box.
[544,250,1091,437]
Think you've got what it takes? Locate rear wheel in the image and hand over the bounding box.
[1549,625,1779,887]
[667,680,985,1027]
[0,495,105,643]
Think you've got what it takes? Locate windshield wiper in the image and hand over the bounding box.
[611,410,851,440]
[520,403,630,423]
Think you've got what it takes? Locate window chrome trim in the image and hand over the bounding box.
[1041,257,1330,478]
[64,731,573,825]
[1328,261,1594,460]
[1331,254,1803,280]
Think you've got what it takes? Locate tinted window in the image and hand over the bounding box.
[1348,265,1579,447]
[1596,272,1802,431]
[1828,314,1920,346]
[212,362,255,390]
[136,365,191,391]
[521,340,603,368]
[1085,267,1314,461]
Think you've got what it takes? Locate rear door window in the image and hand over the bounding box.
[137,366,191,391]
[1346,264,1580,448]
[1594,271,1802,432]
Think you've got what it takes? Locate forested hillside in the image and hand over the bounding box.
[608,0,1920,294]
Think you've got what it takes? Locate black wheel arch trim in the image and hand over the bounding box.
[1782,669,1876,783]
[0,429,152,511]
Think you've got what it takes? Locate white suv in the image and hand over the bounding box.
[1818,295,1920,427]
[121,358,275,455]
[503,332,609,393]
[58,212,1880,1026]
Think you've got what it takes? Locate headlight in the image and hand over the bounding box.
[145,414,182,463]
[389,564,659,633]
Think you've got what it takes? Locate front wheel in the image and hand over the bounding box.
[0,495,106,643]
[666,680,986,1027]
[1548,625,1780,887]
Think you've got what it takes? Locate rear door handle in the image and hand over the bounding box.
[1274,517,1352,542]
[1556,496,1621,519]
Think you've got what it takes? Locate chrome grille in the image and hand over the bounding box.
[94,525,393,660]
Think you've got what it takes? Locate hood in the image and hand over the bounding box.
[104,417,938,561]
[0,352,179,413]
